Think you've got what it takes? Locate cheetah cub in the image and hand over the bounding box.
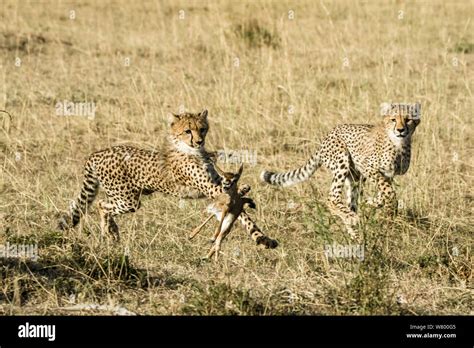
[59,110,277,249]
[189,164,256,260]
[261,103,421,238]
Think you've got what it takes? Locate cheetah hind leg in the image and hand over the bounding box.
[345,177,360,213]
[327,200,359,240]
[97,200,120,242]
[366,173,397,216]
[328,166,360,239]
[108,217,120,242]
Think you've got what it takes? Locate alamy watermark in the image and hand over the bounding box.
[55,100,96,120]
[0,242,39,261]
[18,322,55,341]
[324,243,364,261]
[380,102,421,118]
[216,149,257,165]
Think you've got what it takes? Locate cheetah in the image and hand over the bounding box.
[188,164,256,260]
[59,110,277,249]
[261,103,421,237]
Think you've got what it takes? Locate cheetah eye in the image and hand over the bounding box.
[185,129,192,134]
[391,119,396,122]
[200,128,207,134]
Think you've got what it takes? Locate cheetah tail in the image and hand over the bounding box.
[58,162,99,230]
[260,150,321,187]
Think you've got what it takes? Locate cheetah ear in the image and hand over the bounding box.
[380,103,392,116]
[411,103,421,120]
[200,109,208,120]
[167,112,181,125]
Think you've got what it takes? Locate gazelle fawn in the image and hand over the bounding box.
[189,164,256,260]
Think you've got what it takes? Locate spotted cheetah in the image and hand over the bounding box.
[59,110,277,249]
[261,103,421,237]
[188,164,256,260]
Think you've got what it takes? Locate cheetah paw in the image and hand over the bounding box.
[256,236,278,249]
[366,197,383,208]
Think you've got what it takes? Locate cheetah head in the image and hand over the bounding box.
[380,102,421,141]
[169,110,209,154]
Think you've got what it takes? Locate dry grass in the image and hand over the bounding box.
[1,0,472,315]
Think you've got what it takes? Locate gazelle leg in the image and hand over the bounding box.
[206,230,227,260]
[189,214,213,240]
[210,215,237,261]
[206,244,216,259]
[211,210,227,242]
[214,234,224,261]
[213,225,231,261]
[207,211,228,260]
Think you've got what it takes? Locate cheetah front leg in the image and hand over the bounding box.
[366,172,397,214]
[238,212,278,248]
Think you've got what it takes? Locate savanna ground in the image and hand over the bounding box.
[0,1,472,316]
